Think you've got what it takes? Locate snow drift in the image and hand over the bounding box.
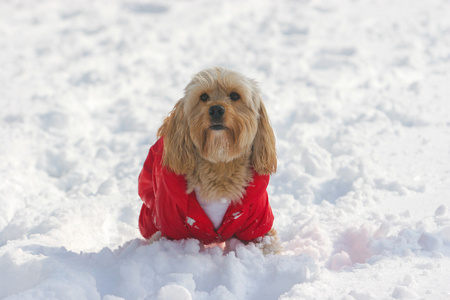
[1,0,450,299]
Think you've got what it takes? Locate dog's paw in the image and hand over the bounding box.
[224,238,245,254]
[255,228,282,255]
[143,231,162,245]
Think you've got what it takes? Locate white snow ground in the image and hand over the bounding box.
[1,0,450,299]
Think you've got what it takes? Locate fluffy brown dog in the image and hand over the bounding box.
[138,67,280,254]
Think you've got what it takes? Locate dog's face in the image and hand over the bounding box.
[158,67,276,175]
[183,68,260,163]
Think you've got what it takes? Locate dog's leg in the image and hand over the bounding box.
[143,231,162,245]
[224,229,282,255]
[256,228,282,255]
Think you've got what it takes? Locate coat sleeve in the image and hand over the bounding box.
[233,174,274,241]
[233,193,274,241]
[138,147,156,209]
[138,139,162,239]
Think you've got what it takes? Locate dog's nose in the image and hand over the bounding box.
[209,105,225,121]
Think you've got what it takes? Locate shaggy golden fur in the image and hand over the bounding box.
[157,67,280,254]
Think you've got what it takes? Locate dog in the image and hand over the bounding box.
[138,67,280,255]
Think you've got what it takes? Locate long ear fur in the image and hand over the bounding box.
[251,101,277,175]
[157,99,196,174]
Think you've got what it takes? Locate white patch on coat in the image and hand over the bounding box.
[232,212,242,219]
[186,217,196,226]
[195,188,230,229]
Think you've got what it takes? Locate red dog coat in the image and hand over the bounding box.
[138,137,274,244]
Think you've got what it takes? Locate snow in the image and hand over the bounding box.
[1,0,450,299]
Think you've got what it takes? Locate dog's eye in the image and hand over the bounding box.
[200,93,210,102]
[229,92,240,101]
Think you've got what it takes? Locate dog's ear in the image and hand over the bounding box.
[251,100,277,175]
[157,99,195,174]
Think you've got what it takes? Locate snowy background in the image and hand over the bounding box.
[1,0,450,299]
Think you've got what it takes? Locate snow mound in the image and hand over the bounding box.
[1,0,450,298]
[0,239,316,299]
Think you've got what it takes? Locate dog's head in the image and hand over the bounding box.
[158,67,276,175]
